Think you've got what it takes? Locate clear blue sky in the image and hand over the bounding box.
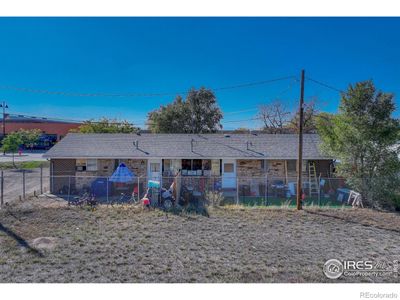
[0,17,399,129]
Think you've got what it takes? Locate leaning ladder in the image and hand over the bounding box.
[308,161,319,197]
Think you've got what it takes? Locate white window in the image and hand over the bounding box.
[86,159,98,171]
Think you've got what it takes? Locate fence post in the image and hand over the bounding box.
[264,175,267,206]
[236,176,239,205]
[106,177,109,204]
[137,176,140,200]
[40,165,43,194]
[1,170,3,206]
[318,174,321,206]
[266,176,269,206]
[22,169,26,200]
[68,175,71,202]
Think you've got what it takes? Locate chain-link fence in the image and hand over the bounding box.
[0,166,50,205]
[0,169,356,208]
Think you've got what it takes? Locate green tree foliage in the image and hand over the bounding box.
[1,132,23,166]
[147,88,223,133]
[316,80,400,209]
[18,129,42,149]
[72,118,139,133]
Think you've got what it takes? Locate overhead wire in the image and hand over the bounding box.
[0,75,296,98]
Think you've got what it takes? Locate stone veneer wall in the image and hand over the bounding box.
[266,160,286,179]
[119,159,147,177]
[74,159,147,190]
[236,160,266,196]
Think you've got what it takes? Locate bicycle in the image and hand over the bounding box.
[110,192,139,206]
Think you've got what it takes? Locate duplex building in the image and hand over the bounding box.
[43,133,334,198]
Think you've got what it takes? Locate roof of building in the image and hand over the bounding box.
[1,115,80,124]
[43,133,332,160]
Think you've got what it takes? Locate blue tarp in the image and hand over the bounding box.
[109,163,135,183]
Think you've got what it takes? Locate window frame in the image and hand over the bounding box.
[86,159,98,171]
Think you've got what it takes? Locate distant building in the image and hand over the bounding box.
[0,115,81,149]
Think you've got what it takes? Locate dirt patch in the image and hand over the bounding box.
[0,197,399,283]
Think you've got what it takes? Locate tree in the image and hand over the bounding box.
[72,118,139,133]
[18,129,42,149]
[147,88,223,133]
[257,101,291,133]
[233,127,250,133]
[289,100,318,133]
[1,132,23,167]
[316,80,400,209]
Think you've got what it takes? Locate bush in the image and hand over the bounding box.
[206,190,225,206]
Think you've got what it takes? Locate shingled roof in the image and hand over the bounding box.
[43,133,331,160]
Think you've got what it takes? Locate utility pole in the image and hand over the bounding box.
[0,101,9,155]
[296,70,305,210]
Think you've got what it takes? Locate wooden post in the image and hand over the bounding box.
[284,160,288,184]
[296,69,305,210]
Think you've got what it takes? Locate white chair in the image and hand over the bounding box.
[348,190,363,208]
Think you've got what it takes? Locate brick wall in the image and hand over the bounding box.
[4,122,81,140]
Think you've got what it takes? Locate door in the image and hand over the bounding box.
[222,159,236,189]
[148,159,162,181]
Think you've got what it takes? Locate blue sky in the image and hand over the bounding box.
[0,17,399,129]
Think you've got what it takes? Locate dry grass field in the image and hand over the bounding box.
[0,196,399,283]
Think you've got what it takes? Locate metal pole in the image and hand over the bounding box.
[50,160,54,194]
[318,174,321,206]
[1,170,3,206]
[264,175,267,206]
[266,176,269,206]
[137,176,140,201]
[1,101,7,155]
[106,177,109,204]
[68,175,71,202]
[22,169,26,200]
[296,69,305,210]
[236,176,239,205]
[40,165,43,194]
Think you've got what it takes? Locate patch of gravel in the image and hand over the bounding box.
[0,197,399,283]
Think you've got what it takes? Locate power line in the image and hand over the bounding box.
[0,76,295,98]
[224,108,258,115]
[305,77,345,94]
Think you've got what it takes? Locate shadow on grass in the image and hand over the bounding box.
[0,222,44,257]
[304,209,400,234]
